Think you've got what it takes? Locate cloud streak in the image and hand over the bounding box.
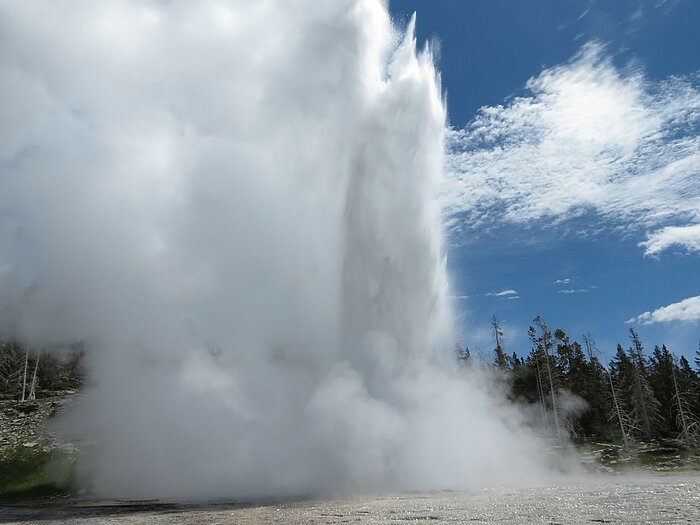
[486,289,519,297]
[444,42,700,256]
[554,278,574,285]
[627,295,700,325]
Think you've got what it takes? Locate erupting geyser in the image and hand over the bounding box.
[0,0,560,499]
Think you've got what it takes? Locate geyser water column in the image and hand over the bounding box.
[341,18,451,396]
[0,0,556,499]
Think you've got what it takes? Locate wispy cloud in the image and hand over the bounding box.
[486,289,518,297]
[627,295,700,325]
[554,278,573,284]
[557,289,589,295]
[444,42,700,256]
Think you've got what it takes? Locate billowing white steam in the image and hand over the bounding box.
[0,0,562,499]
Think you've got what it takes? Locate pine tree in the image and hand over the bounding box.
[585,355,614,438]
[510,351,538,404]
[575,334,612,439]
[677,355,697,384]
[530,317,563,443]
[526,327,549,427]
[553,329,593,438]
[648,344,674,433]
[553,329,572,378]
[608,343,636,444]
[492,316,509,369]
[626,329,662,440]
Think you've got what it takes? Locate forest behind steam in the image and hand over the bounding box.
[457,317,700,446]
[2,318,699,446]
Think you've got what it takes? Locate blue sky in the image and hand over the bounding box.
[389,1,700,362]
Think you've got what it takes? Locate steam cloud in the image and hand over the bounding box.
[0,0,564,499]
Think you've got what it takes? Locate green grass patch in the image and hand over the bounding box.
[575,439,700,472]
[0,446,76,503]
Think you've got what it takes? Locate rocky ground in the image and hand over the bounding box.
[1,475,699,524]
[0,395,75,458]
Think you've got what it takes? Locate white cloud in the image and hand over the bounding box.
[627,295,700,325]
[640,223,700,256]
[444,42,700,255]
[557,289,589,294]
[554,278,573,284]
[486,289,518,297]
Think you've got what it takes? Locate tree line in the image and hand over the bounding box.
[0,340,84,401]
[457,316,700,446]
[3,320,699,447]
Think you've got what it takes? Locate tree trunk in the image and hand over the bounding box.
[28,350,40,401]
[21,346,29,402]
[534,351,548,429]
[608,370,629,446]
[544,347,563,445]
[671,359,691,445]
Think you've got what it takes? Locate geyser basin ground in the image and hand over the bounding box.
[2,475,699,524]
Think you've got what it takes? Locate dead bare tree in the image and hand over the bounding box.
[21,344,29,401]
[607,372,636,446]
[627,329,662,440]
[584,333,631,446]
[530,318,563,444]
[533,347,549,429]
[671,356,699,446]
[28,348,41,400]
